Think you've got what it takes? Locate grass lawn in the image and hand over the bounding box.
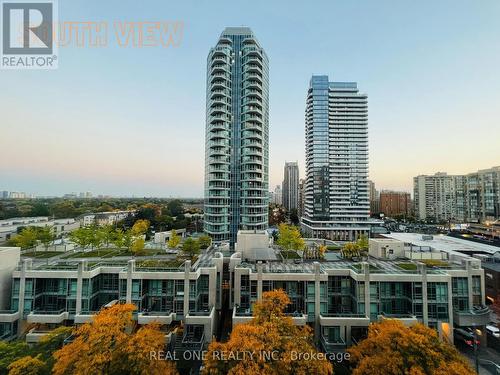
[280,250,301,259]
[64,248,120,258]
[397,263,418,271]
[326,245,341,251]
[421,259,449,267]
[22,251,63,259]
[136,259,184,269]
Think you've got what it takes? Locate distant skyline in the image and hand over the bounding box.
[1,0,499,197]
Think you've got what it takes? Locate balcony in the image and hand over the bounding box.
[319,313,370,327]
[185,307,214,326]
[320,335,347,353]
[232,306,253,325]
[26,328,56,344]
[74,311,98,324]
[378,313,418,326]
[285,312,308,326]
[454,306,491,327]
[138,311,176,325]
[0,310,20,323]
[27,309,69,324]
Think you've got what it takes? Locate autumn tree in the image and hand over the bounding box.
[7,355,45,375]
[203,289,333,375]
[167,229,181,249]
[341,242,360,260]
[276,223,305,251]
[131,238,146,256]
[52,303,178,375]
[348,319,473,375]
[131,219,150,236]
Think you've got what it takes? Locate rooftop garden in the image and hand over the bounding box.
[397,263,418,271]
[21,251,63,259]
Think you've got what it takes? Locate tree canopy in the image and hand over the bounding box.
[348,319,473,375]
[276,223,305,251]
[203,289,333,375]
[52,303,177,375]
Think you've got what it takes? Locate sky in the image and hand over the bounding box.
[1,0,499,197]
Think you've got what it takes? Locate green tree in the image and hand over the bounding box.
[111,229,125,248]
[276,223,305,251]
[356,234,369,256]
[167,229,181,249]
[131,238,146,256]
[69,227,90,250]
[12,227,38,250]
[0,341,30,374]
[182,237,200,260]
[289,208,299,225]
[122,230,134,251]
[100,225,115,248]
[38,227,56,252]
[166,199,183,217]
[198,235,212,249]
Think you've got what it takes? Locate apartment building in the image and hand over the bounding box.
[301,75,371,240]
[0,231,490,352]
[78,210,135,227]
[414,166,500,223]
[0,217,80,243]
[379,190,412,218]
[204,27,269,246]
[0,253,223,345]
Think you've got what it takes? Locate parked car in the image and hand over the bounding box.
[454,328,480,347]
[486,325,500,338]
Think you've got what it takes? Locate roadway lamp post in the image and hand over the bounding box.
[472,324,480,374]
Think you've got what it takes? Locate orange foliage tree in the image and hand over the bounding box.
[348,319,473,375]
[203,289,333,375]
[52,303,177,375]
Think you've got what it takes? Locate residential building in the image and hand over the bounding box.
[282,161,299,212]
[368,180,380,215]
[78,210,135,227]
[8,192,27,199]
[272,185,282,205]
[0,254,222,344]
[301,75,370,240]
[379,190,412,218]
[204,27,269,246]
[0,217,80,243]
[1,191,8,199]
[414,166,500,223]
[0,231,490,349]
[298,178,305,217]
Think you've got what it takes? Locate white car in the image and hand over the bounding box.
[486,325,500,338]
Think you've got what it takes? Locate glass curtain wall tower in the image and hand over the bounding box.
[204,27,269,246]
[301,75,370,241]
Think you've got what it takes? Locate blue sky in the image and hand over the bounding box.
[1,0,499,197]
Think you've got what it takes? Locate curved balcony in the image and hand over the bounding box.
[453,306,491,327]
[242,80,262,90]
[209,89,230,99]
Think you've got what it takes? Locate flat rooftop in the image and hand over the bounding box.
[383,233,500,255]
